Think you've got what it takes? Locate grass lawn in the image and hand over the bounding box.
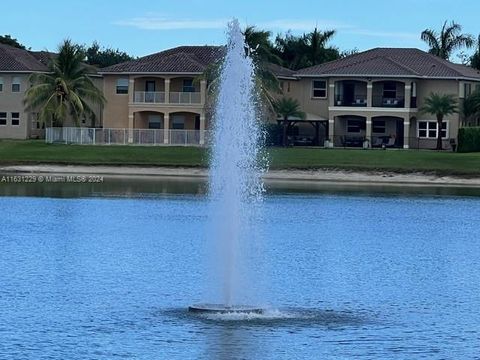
[1,140,480,175]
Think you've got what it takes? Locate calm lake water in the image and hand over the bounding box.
[1,178,479,359]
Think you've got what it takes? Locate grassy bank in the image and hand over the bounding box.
[1,140,480,175]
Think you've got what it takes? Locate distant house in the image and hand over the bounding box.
[0,44,52,139]
[0,43,102,140]
[98,46,293,145]
[283,48,480,149]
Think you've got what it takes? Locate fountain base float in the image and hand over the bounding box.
[188,304,264,314]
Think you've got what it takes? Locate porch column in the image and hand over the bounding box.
[403,118,410,149]
[328,81,335,107]
[164,78,171,104]
[366,116,372,147]
[200,80,207,105]
[199,112,206,145]
[367,83,373,107]
[128,78,135,103]
[128,111,134,143]
[328,119,335,146]
[163,113,170,144]
[404,83,411,108]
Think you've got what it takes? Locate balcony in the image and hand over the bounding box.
[169,92,201,104]
[372,95,405,108]
[134,91,165,103]
[335,94,367,107]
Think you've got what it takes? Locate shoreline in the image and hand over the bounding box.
[2,164,480,188]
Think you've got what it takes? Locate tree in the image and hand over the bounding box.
[24,39,105,127]
[420,93,457,150]
[274,28,340,70]
[421,21,474,60]
[0,34,27,49]
[470,35,480,70]
[462,89,480,126]
[273,97,306,146]
[243,26,281,65]
[83,41,134,68]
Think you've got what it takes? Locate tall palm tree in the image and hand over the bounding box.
[275,28,340,70]
[244,26,281,65]
[421,21,474,60]
[420,93,457,150]
[24,39,105,127]
[274,97,306,146]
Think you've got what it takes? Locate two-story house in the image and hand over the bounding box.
[99,46,224,145]
[0,44,52,139]
[286,48,480,149]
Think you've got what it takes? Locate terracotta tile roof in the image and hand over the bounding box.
[99,46,225,73]
[295,48,480,80]
[0,44,49,72]
[267,63,296,78]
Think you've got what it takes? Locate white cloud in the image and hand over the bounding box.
[114,14,351,32]
[114,16,229,30]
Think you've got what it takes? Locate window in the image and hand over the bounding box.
[0,112,6,125]
[312,80,327,98]
[11,112,19,126]
[12,77,20,92]
[116,78,129,94]
[372,120,386,133]
[172,116,185,129]
[417,120,448,139]
[383,82,396,99]
[0,77,3,92]
[464,83,472,97]
[31,113,40,129]
[182,79,195,93]
[347,119,365,133]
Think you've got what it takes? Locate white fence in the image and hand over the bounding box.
[45,127,209,146]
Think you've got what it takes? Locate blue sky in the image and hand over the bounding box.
[3,0,480,59]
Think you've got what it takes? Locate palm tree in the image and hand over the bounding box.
[421,21,474,60]
[470,35,480,70]
[24,39,105,127]
[420,93,457,150]
[274,97,306,146]
[462,89,480,126]
[244,26,281,65]
[275,28,340,70]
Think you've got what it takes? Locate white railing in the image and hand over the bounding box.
[169,92,201,104]
[45,127,209,146]
[133,91,166,103]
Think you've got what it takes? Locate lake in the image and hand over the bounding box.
[1,178,479,359]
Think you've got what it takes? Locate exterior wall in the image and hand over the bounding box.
[287,78,329,119]
[0,73,30,139]
[416,79,460,141]
[103,75,130,128]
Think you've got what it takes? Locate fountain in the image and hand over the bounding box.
[189,19,266,314]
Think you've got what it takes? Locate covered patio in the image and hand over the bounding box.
[276,113,328,146]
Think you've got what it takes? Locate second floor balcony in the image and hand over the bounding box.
[131,76,205,106]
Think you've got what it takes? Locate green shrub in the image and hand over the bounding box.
[458,127,480,152]
[264,123,282,146]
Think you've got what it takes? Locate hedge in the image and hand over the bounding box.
[458,127,480,152]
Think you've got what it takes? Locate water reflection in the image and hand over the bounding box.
[1,175,480,198]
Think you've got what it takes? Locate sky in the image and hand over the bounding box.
[3,0,480,59]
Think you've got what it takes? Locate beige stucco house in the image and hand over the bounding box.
[282,48,480,149]
[0,43,103,140]
[0,44,52,139]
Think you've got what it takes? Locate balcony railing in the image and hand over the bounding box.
[334,95,367,107]
[372,95,405,108]
[169,92,201,104]
[134,91,165,103]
